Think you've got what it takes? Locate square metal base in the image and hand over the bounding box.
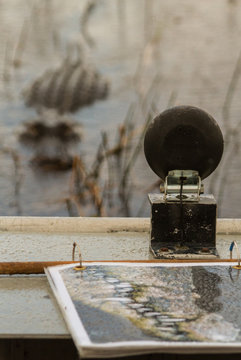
[149,193,219,259]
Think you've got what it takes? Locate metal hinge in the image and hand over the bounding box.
[163,170,203,202]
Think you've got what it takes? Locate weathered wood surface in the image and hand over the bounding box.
[0,259,237,274]
[0,216,240,234]
[0,216,240,360]
[0,261,77,274]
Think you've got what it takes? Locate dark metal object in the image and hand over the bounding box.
[144,106,223,259]
[144,106,224,180]
[149,194,217,259]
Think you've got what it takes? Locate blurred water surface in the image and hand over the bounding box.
[0,0,241,217]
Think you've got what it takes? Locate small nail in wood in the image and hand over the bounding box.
[229,241,241,270]
[72,242,86,271]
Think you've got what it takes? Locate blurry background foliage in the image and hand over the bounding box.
[0,0,241,217]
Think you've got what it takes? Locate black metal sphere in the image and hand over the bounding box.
[144,106,224,180]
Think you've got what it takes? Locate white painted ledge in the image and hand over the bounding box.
[0,217,240,234]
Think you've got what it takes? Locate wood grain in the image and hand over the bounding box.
[0,259,236,275]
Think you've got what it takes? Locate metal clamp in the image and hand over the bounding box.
[164,170,203,202]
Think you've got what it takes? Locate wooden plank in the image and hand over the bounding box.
[0,261,77,275]
[0,216,240,234]
[0,259,236,275]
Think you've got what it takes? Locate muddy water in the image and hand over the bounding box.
[0,0,241,217]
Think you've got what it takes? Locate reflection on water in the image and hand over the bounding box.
[19,109,82,171]
[0,0,241,216]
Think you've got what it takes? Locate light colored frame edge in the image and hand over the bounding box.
[0,217,240,234]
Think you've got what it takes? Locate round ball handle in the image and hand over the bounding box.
[144,106,224,180]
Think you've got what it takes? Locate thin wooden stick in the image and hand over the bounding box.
[0,261,78,275]
[0,259,236,275]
